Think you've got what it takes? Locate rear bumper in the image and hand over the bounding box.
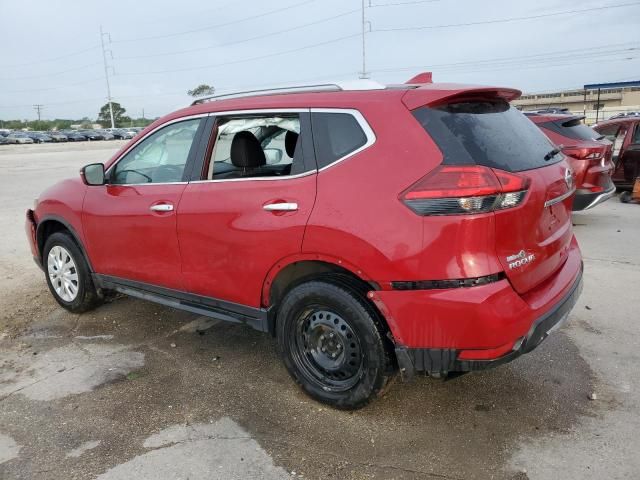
[572,182,616,211]
[369,237,583,376]
[395,267,582,376]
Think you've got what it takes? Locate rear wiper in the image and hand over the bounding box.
[544,145,564,161]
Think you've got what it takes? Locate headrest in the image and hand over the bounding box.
[230,131,266,168]
[285,130,299,158]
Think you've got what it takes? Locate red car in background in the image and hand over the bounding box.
[525,112,615,211]
[593,116,640,191]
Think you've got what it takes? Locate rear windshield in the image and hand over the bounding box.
[541,117,603,141]
[413,99,558,172]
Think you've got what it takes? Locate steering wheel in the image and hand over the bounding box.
[113,169,153,183]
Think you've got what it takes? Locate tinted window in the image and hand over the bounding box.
[413,100,558,172]
[542,117,602,141]
[111,118,201,184]
[311,112,367,169]
[632,124,640,144]
[594,123,620,142]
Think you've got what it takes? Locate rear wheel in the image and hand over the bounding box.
[43,232,101,313]
[277,280,394,409]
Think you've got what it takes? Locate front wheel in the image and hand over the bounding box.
[277,280,395,409]
[43,232,101,313]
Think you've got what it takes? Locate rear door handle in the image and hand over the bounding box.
[150,203,174,212]
[263,202,298,212]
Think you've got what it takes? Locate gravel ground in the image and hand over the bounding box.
[0,142,638,479]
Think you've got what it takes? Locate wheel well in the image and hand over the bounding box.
[37,220,89,269]
[267,260,389,337]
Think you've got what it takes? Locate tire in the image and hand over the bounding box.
[43,232,101,313]
[277,279,395,409]
[620,191,632,203]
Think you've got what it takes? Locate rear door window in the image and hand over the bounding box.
[412,99,557,172]
[311,112,368,169]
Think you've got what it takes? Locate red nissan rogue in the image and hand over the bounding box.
[26,75,583,409]
[524,111,615,211]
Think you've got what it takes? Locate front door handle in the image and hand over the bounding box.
[263,202,298,212]
[150,203,174,212]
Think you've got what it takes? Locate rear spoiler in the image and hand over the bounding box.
[402,85,522,110]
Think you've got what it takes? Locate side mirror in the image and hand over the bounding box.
[80,163,106,186]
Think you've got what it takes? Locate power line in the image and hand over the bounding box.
[4,77,104,94]
[117,32,361,76]
[370,0,442,6]
[115,8,360,61]
[372,43,640,73]
[0,62,102,81]
[374,1,640,32]
[2,44,101,70]
[112,0,317,44]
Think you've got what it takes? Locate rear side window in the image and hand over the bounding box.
[541,117,602,141]
[311,112,367,169]
[413,99,557,172]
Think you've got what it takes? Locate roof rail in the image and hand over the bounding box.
[190,79,386,105]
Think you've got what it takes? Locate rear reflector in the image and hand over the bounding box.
[401,165,530,215]
[561,146,603,160]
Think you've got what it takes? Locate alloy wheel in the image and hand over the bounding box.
[47,245,79,302]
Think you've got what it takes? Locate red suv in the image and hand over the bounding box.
[593,116,640,191]
[26,77,583,409]
[525,111,615,210]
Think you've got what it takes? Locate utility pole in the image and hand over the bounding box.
[33,104,44,122]
[359,0,371,79]
[100,25,115,128]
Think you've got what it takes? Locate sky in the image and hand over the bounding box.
[0,0,638,121]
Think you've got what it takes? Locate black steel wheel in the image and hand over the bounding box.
[277,279,395,409]
[291,308,364,391]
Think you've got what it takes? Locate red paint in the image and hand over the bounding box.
[593,117,640,189]
[527,113,615,207]
[82,184,187,290]
[29,80,584,361]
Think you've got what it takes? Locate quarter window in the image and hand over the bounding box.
[311,112,368,169]
[111,118,202,184]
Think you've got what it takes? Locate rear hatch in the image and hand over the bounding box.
[409,95,575,294]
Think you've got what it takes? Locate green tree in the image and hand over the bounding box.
[97,102,128,127]
[187,84,215,97]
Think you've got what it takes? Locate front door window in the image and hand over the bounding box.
[111,119,202,184]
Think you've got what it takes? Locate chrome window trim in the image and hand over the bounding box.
[310,108,376,173]
[190,170,315,184]
[105,113,210,185]
[544,188,576,208]
[106,182,189,187]
[106,108,376,186]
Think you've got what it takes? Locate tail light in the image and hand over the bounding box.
[401,165,530,215]
[561,146,603,160]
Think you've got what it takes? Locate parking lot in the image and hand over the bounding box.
[0,141,639,479]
